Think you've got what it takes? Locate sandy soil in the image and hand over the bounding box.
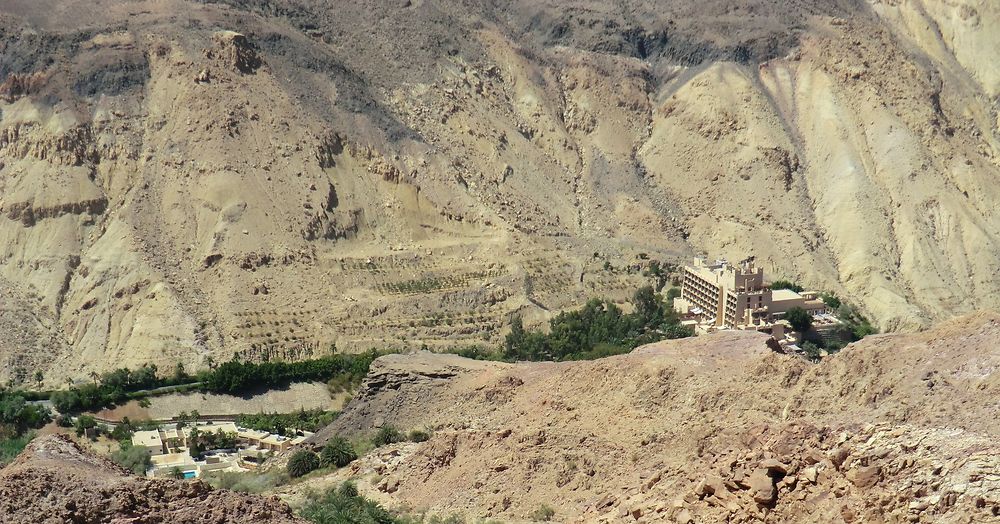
[95,382,350,421]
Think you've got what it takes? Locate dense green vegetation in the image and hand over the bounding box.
[504,286,694,361]
[287,449,321,478]
[203,351,377,395]
[236,409,338,435]
[300,482,398,524]
[0,433,34,464]
[74,414,97,436]
[0,389,52,465]
[50,352,379,414]
[50,364,169,414]
[0,389,51,434]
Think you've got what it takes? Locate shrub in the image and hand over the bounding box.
[112,443,152,475]
[74,415,97,437]
[372,426,403,447]
[784,307,813,333]
[320,437,357,468]
[531,504,556,521]
[408,429,430,443]
[287,450,320,478]
[837,303,877,341]
[770,280,804,292]
[801,341,823,362]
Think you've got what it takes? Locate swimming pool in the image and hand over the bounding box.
[183,471,196,479]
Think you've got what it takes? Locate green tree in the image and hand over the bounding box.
[631,285,661,327]
[287,450,320,478]
[784,307,813,333]
[74,415,97,437]
[320,436,357,468]
[111,443,152,475]
[171,466,186,480]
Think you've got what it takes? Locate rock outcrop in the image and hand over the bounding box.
[0,435,304,523]
[302,312,1000,522]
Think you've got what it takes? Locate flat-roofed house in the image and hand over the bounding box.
[260,434,293,453]
[132,430,164,455]
[236,427,271,447]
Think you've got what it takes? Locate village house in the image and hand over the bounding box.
[132,420,314,478]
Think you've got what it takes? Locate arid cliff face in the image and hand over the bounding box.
[302,312,1000,522]
[2,0,1000,382]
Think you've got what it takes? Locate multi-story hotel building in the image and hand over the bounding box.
[674,257,828,329]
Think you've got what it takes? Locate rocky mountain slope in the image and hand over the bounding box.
[2,0,1000,382]
[0,434,303,523]
[303,312,1000,522]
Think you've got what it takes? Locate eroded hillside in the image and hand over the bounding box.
[0,434,304,523]
[2,0,1000,382]
[299,312,1000,522]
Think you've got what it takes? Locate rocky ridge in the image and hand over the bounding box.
[301,312,1000,522]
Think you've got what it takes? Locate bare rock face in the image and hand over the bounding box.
[0,435,304,523]
[209,31,263,75]
[2,0,1000,384]
[302,312,1000,522]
